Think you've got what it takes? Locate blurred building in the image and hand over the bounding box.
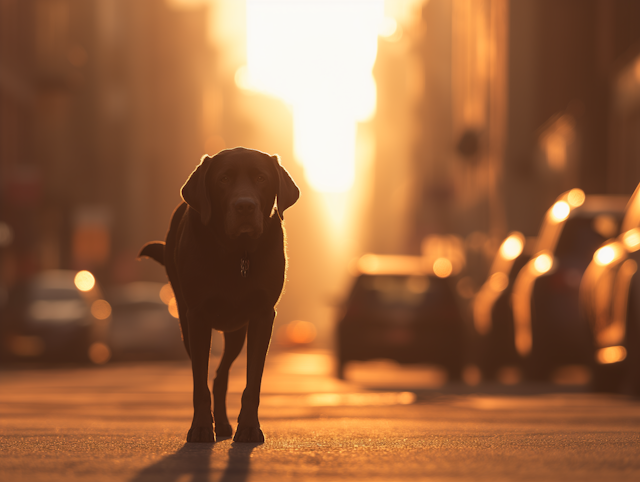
[0,0,218,293]
[369,0,640,259]
[369,0,508,259]
[505,0,640,235]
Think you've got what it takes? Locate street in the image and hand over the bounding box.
[1,349,640,482]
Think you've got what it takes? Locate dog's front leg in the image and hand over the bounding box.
[213,326,247,439]
[233,309,275,443]
[186,313,215,443]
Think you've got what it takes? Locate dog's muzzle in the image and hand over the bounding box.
[227,198,263,239]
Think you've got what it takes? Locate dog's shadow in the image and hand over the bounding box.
[130,439,260,482]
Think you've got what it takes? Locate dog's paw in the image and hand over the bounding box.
[233,424,265,443]
[215,422,233,439]
[187,424,215,443]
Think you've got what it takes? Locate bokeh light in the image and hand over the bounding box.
[499,232,524,260]
[91,300,112,320]
[594,245,617,266]
[159,283,174,305]
[433,257,453,278]
[597,345,627,364]
[168,298,180,319]
[550,201,571,223]
[285,320,317,345]
[533,253,553,274]
[74,270,95,292]
[593,215,618,238]
[567,188,585,207]
[88,342,111,365]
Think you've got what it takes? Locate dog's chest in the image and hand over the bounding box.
[192,252,280,299]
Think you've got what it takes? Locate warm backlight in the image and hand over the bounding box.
[74,270,95,292]
[499,232,524,260]
[550,201,570,223]
[243,0,385,192]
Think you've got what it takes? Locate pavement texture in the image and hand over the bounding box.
[1,349,640,482]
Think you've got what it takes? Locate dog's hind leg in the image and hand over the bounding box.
[212,326,247,438]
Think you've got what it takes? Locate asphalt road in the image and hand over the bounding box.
[1,349,640,482]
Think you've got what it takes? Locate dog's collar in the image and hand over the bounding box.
[240,253,250,278]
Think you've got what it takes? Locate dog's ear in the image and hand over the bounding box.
[271,154,300,220]
[181,155,215,225]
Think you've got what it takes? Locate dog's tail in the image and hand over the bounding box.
[138,241,165,266]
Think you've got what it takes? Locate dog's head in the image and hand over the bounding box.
[181,147,299,241]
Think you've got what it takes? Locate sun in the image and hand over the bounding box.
[240,0,385,193]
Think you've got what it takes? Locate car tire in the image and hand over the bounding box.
[446,364,463,382]
[621,294,640,397]
[523,300,554,382]
[590,360,625,392]
[522,349,553,381]
[336,358,346,380]
[477,331,503,381]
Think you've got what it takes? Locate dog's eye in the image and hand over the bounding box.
[256,175,266,183]
[219,175,230,184]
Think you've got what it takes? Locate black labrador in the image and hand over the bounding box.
[139,147,299,443]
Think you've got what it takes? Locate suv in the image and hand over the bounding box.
[580,182,640,394]
[336,254,465,380]
[512,189,627,379]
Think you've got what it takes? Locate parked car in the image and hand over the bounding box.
[580,182,640,395]
[108,282,187,360]
[512,189,628,380]
[336,253,466,380]
[0,270,112,364]
[473,232,535,380]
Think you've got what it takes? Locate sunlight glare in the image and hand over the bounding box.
[244,0,384,192]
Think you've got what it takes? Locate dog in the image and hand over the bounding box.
[139,147,299,443]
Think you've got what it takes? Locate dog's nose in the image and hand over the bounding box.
[233,198,257,215]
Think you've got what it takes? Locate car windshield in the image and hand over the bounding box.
[351,275,432,308]
[30,288,83,301]
[622,184,640,232]
[555,216,617,260]
[112,301,167,313]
